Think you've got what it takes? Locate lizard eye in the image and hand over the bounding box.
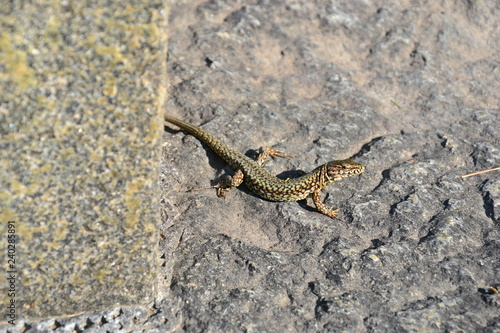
[327,159,365,179]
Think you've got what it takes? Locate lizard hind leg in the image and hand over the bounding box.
[216,169,244,197]
[189,169,245,198]
[189,148,291,197]
[216,148,291,196]
[256,147,292,166]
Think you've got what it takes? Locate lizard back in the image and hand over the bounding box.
[164,115,364,203]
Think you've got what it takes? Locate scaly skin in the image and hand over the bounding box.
[164,115,365,218]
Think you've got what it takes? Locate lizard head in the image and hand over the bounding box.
[326,159,365,182]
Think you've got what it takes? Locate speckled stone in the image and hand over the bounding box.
[0,0,167,320]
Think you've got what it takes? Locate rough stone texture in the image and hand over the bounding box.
[0,0,167,323]
[160,0,499,332]
[4,0,499,332]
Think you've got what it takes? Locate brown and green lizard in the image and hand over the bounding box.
[164,115,365,219]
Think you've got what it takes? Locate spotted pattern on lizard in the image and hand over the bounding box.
[164,115,365,219]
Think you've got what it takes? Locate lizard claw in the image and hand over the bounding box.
[266,148,293,159]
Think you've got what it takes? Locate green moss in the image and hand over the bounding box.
[96,45,125,66]
[0,33,37,90]
[45,16,62,47]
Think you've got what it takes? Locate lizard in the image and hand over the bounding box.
[164,115,365,219]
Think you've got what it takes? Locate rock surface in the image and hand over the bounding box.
[161,1,499,332]
[4,0,498,331]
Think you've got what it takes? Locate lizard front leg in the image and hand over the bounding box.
[312,190,339,219]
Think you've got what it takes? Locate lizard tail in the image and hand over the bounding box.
[164,115,202,136]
